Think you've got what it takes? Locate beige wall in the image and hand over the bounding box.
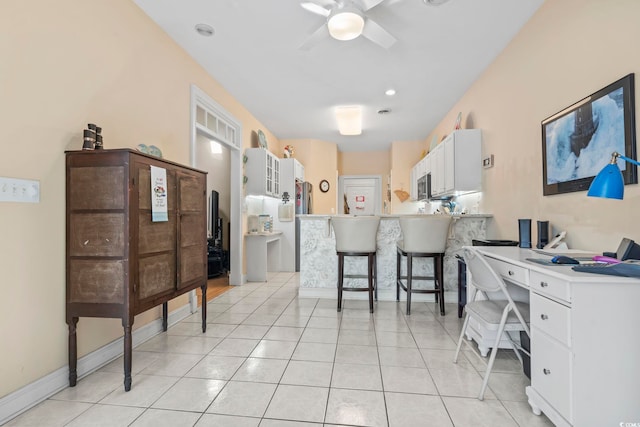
[426,0,640,250]
[280,139,338,214]
[0,0,274,397]
[389,140,427,214]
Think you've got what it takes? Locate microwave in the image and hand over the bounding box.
[417,175,427,200]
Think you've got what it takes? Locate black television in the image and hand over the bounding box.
[210,190,219,239]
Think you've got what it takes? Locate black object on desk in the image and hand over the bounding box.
[572,260,640,278]
[604,237,640,261]
[551,255,579,264]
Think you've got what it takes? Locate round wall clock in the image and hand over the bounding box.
[319,179,330,193]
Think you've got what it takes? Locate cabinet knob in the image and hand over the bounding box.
[508,270,514,276]
[540,314,549,320]
[540,281,548,288]
[543,368,551,375]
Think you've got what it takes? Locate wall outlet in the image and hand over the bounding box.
[482,155,494,169]
[0,176,40,203]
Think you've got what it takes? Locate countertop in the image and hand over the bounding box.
[245,230,283,236]
[296,213,493,220]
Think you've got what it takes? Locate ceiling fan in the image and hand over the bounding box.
[299,0,399,50]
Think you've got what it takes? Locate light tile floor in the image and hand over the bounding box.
[6,273,554,427]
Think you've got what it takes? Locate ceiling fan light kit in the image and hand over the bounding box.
[423,0,450,5]
[300,0,396,49]
[327,7,365,41]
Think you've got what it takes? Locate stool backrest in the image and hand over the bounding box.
[331,216,380,253]
[399,215,452,253]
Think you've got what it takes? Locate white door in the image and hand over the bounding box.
[339,176,381,215]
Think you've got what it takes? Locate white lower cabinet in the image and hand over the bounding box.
[531,326,572,423]
[526,271,640,427]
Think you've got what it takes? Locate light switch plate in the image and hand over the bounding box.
[0,176,40,203]
[482,155,494,169]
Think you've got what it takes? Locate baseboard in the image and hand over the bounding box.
[0,304,192,425]
[298,287,458,303]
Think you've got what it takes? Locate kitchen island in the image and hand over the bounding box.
[298,214,492,301]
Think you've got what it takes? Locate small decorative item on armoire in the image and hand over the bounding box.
[82,123,103,150]
[82,129,95,150]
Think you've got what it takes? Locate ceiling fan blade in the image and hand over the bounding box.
[299,23,330,51]
[358,0,386,12]
[361,17,396,49]
[300,1,332,17]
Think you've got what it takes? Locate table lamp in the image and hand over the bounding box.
[587,151,640,199]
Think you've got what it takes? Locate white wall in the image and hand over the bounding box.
[195,134,231,249]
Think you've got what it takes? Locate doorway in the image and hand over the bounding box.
[338,175,382,215]
[190,85,242,296]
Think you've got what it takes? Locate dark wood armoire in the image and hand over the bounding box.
[65,149,207,391]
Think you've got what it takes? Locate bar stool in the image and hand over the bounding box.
[396,215,452,315]
[331,216,381,313]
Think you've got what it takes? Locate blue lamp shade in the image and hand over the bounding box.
[587,163,624,199]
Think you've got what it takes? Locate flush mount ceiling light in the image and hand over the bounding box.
[194,23,214,37]
[385,89,396,96]
[327,6,365,41]
[335,106,362,136]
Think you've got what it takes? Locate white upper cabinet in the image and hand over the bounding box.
[245,148,280,197]
[414,129,482,199]
[430,130,482,197]
[431,142,446,196]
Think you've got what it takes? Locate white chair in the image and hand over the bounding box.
[396,215,452,315]
[331,216,380,313]
[454,246,530,400]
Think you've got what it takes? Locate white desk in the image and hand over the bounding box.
[245,232,282,282]
[474,246,640,427]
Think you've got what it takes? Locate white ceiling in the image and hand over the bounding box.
[133,0,544,152]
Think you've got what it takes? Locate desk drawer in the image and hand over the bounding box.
[531,327,572,423]
[487,258,528,287]
[530,292,571,346]
[530,271,571,303]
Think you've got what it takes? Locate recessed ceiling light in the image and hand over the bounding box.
[385,89,396,96]
[195,24,215,37]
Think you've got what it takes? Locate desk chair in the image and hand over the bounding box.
[331,216,380,313]
[396,215,452,315]
[454,247,530,400]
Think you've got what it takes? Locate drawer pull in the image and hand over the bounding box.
[543,368,551,375]
[508,270,515,276]
[540,314,549,320]
[540,281,549,288]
